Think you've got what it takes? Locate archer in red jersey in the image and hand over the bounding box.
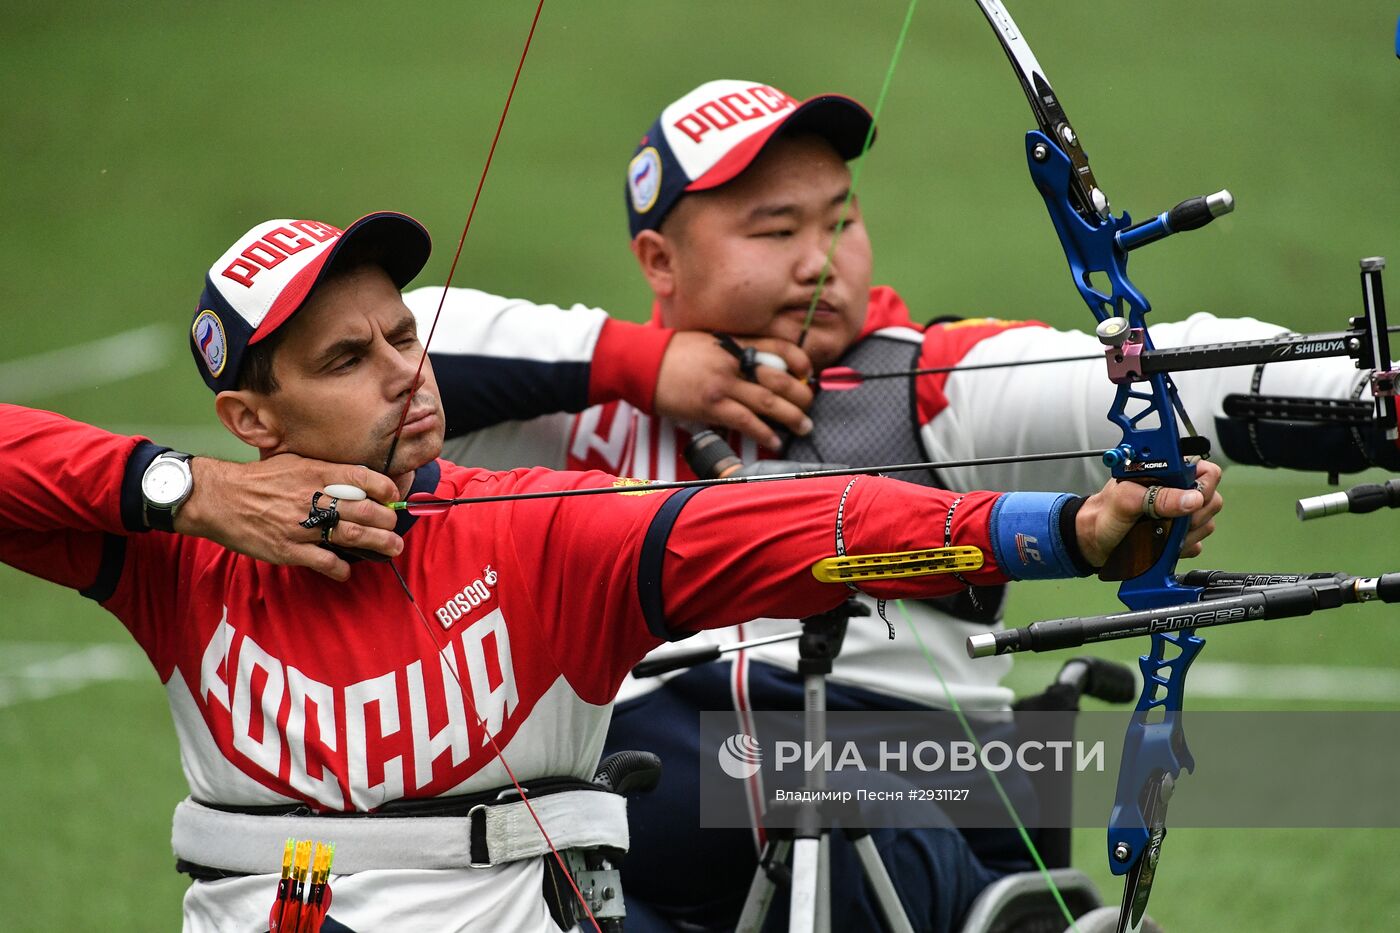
[0,210,1220,931]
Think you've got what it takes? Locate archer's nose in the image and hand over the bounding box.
[795,231,835,285]
[384,344,424,402]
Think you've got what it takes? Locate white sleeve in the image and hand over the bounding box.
[404,286,607,363]
[922,312,1371,496]
[405,287,606,468]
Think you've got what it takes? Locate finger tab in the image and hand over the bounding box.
[324,484,368,501]
[751,351,789,373]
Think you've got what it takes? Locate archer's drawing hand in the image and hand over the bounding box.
[654,333,814,452]
[176,455,403,581]
[1076,459,1224,569]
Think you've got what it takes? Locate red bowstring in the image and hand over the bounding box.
[385,0,547,462]
[398,592,603,931]
[379,2,604,930]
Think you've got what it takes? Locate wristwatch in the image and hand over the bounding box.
[141,451,194,532]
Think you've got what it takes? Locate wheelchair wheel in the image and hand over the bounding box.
[1065,906,1164,932]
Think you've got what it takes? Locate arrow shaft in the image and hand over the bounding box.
[394,447,1109,511]
[835,352,1100,383]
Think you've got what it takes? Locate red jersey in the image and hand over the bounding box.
[0,403,1033,812]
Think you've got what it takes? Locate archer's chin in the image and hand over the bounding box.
[393,433,446,474]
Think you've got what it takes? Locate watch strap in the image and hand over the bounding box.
[142,451,193,532]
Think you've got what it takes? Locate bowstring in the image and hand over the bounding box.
[796,0,919,349]
[896,600,1081,932]
[376,3,606,929]
[382,0,546,478]
[809,0,1076,921]
[393,579,603,931]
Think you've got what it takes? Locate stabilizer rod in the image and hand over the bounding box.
[967,572,1400,657]
[1297,478,1400,521]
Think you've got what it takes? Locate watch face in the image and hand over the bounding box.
[143,458,191,507]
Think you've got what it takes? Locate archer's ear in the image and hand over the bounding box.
[214,390,282,453]
[631,231,678,299]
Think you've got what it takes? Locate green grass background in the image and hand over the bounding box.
[2,0,1399,928]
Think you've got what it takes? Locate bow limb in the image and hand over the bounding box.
[1031,130,1201,929]
[971,2,1216,929]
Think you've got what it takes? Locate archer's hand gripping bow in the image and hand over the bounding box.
[971,2,1228,928]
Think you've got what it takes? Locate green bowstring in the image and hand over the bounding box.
[794,0,1079,921]
[797,0,919,346]
[896,599,1081,931]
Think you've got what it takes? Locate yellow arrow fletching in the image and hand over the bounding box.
[280,837,295,878]
[811,546,984,583]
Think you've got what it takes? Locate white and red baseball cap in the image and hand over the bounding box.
[625,79,875,237]
[190,212,431,392]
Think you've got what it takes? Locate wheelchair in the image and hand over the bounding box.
[735,653,1156,933]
